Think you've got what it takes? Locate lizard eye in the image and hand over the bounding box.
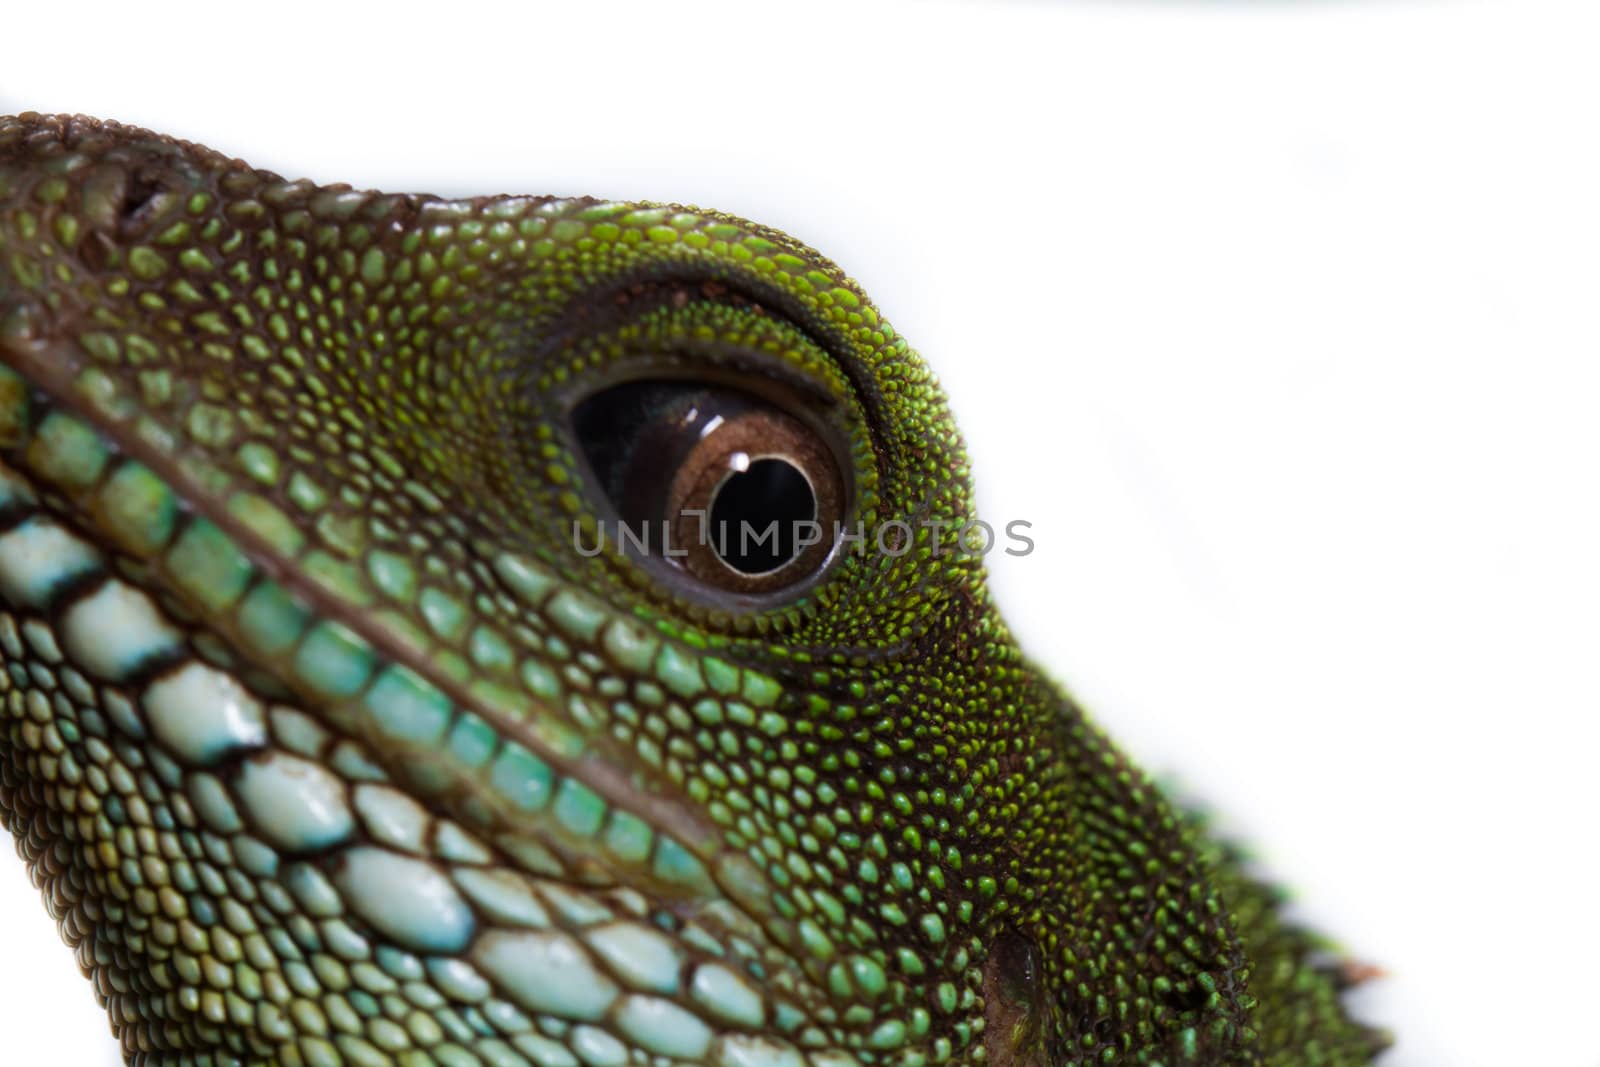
[571,379,848,599]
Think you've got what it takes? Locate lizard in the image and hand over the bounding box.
[0,114,1387,1067]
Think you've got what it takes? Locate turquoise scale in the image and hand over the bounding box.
[332,846,476,955]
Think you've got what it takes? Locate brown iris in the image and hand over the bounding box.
[572,379,847,598]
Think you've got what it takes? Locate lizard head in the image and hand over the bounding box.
[0,115,1384,1066]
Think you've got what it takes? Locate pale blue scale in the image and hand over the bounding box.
[538,884,612,926]
[567,1024,628,1067]
[186,772,244,834]
[19,618,60,663]
[713,1035,808,1067]
[100,689,148,740]
[509,1032,579,1067]
[481,1006,537,1043]
[233,751,356,852]
[374,944,424,982]
[810,1053,865,1067]
[319,917,372,960]
[424,957,493,1004]
[450,868,551,928]
[60,579,182,681]
[58,664,93,706]
[612,994,714,1059]
[352,783,431,854]
[690,963,766,1027]
[328,741,388,783]
[269,705,332,758]
[432,820,491,865]
[284,862,345,919]
[332,846,476,955]
[470,929,619,1021]
[232,835,280,878]
[142,660,268,766]
[582,922,683,995]
[0,518,103,608]
[495,838,566,880]
[359,964,413,1008]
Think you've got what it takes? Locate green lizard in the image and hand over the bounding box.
[0,115,1385,1067]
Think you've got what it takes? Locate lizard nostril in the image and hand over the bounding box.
[110,164,184,239]
[119,172,164,227]
[76,161,178,240]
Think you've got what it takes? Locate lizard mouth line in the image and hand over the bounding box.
[0,321,738,898]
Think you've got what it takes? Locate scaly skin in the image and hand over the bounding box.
[0,115,1385,1067]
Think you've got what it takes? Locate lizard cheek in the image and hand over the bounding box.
[570,378,848,601]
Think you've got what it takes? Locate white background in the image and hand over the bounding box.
[3,1,1597,1064]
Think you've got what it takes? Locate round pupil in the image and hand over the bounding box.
[709,458,817,575]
